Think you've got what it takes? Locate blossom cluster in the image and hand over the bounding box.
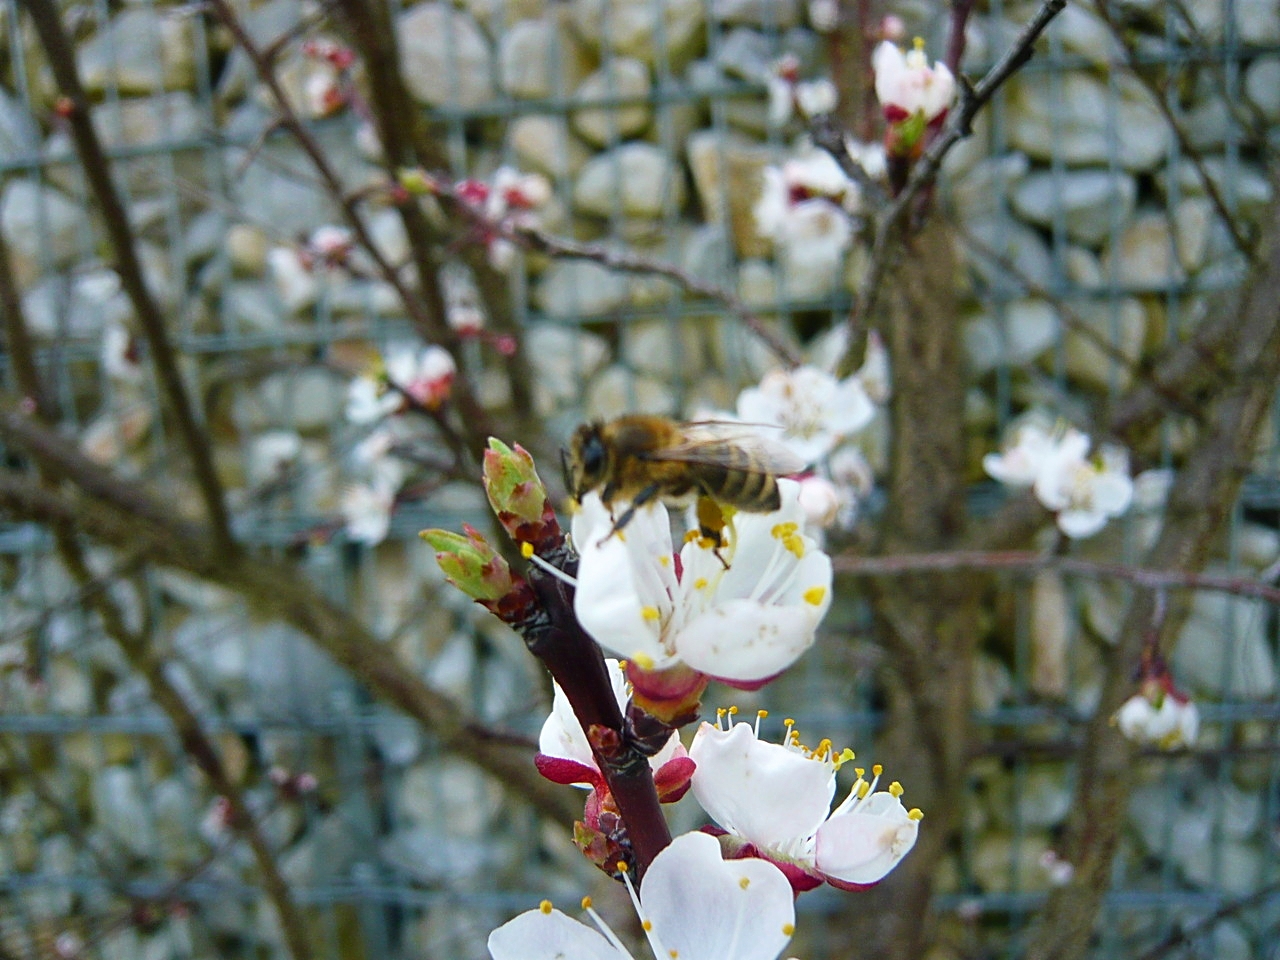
[983,420,1134,539]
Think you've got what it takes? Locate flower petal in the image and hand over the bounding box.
[641,832,796,960]
[677,600,820,682]
[487,906,626,960]
[814,792,919,886]
[690,722,834,849]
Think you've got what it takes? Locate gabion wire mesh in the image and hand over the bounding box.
[1,0,1279,957]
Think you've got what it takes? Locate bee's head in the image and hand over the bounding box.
[566,422,608,500]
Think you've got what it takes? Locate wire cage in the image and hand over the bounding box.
[1,0,1278,957]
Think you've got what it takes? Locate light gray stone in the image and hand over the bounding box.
[93,766,158,859]
[1102,210,1185,291]
[1174,590,1278,701]
[0,88,39,164]
[1012,169,1137,247]
[1245,58,1280,121]
[498,18,589,99]
[399,3,495,109]
[21,270,132,340]
[1,180,86,282]
[570,0,705,68]
[966,217,1054,292]
[571,58,653,146]
[715,26,776,82]
[573,143,687,218]
[397,759,504,835]
[712,0,801,27]
[1006,73,1169,171]
[536,258,630,318]
[77,8,197,94]
[685,129,776,256]
[1157,157,1273,223]
[586,364,679,418]
[507,115,592,178]
[524,322,610,412]
[1053,2,1121,66]
[622,318,707,380]
[254,367,349,432]
[1172,197,1220,274]
[1064,297,1147,392]
[948,152,1030,222]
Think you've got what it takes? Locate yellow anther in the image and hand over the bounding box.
[520,542,534,558]
[693,577,708,589]
[889,781,904,797]
[908,808,924,821]
[784,718,795,726]
[854,767,865,778]
[728,705,739,715]
[617,861,629,874]
[739,876,751,889]
[872,764,884,777]
[913,36,925,51]
[641,606,661,621]
[782,533,805,558]
[683,530,700,544]
[757,709,769,719]
[658,554,670,567]
[669,950,678,959]
[539,900,553,914]
[631,652,655,670]
[717,707,727,719]
[581,896,593,909]
[839,748,856,765]
[857,780,871,798]
[782,923,795,936]
[642,920,653,932]
[698,537,717,550]
[803,585,827,606]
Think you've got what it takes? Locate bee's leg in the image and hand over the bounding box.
[599,484,661,545]
[694,496,730,569]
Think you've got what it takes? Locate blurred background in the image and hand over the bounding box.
[0,0,1278,957]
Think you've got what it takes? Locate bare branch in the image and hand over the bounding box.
[20,0,234,558]
[834,549,1280,605]
[848,0,1067,329]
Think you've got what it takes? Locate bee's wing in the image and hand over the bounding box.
[643,422,809,475]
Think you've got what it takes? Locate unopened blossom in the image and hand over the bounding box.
[385,344,457,411]
[487,832,797,960]
[572,478,832,686]
[873,39,955,126]
[536,658,691,798]
[845,137,888,181]
[808,0,838,32]
[304,66,345,118]
[267,247,318,312]
[444,265,486,335]
[1116,689,1199,750]
[307,225,355,266]
[737,366,875,464]
[690,714,921,890]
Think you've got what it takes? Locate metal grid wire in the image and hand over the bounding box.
[1,0,1279,957]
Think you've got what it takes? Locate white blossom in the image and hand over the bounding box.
[101,321,144,385]
[572,478,832,685]
[872,39,955,123]
[341,481,396,545]
[487,832,797,960]
[737,366,875,464]
[1116,691,1199,750]
[689,716,921,888]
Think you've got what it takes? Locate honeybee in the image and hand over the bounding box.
[563,415,807,548]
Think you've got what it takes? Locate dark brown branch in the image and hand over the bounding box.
[835,549,1280,604]
[20,0,234,558]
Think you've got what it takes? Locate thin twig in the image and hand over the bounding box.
[1089,0,1255,261]
[512,224,803,366]
[833,549,1280,605]
[1135,880,1280,960]
[206,0,490,459]
[848,0,1067,330]
[21,0,234,558]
